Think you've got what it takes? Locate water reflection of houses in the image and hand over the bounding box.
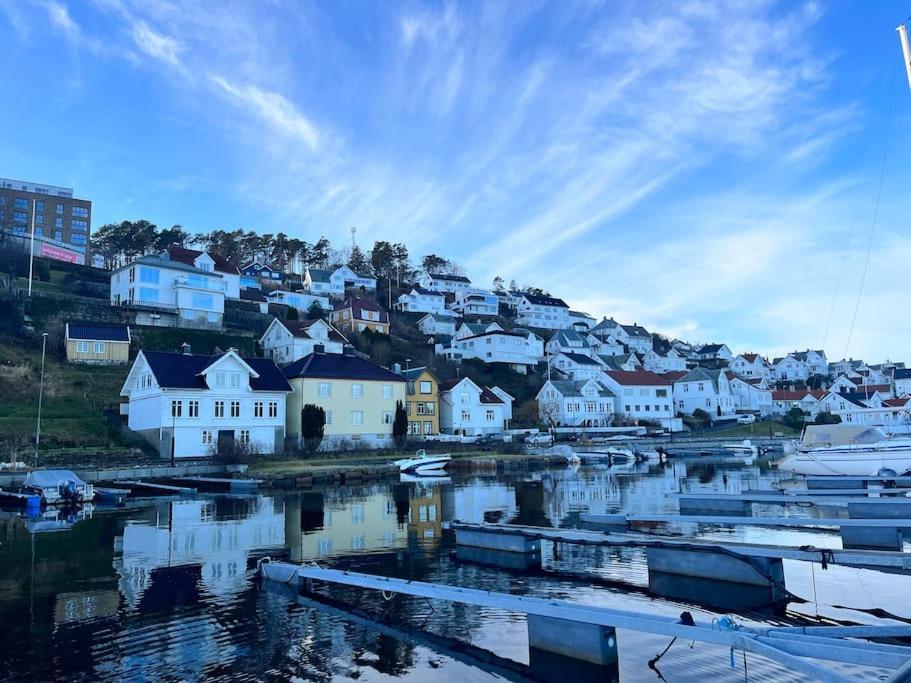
[115,497,285,607]
[539,469,624,525]
[445,480,518,524]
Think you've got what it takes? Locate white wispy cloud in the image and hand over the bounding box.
[130,20,185,70]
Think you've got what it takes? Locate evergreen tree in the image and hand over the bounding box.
[301,404,326,454]
[393,400,409,450]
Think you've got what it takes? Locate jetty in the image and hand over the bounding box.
[111,480,196,496]
[259,561,911,682]
[159,476,262,494]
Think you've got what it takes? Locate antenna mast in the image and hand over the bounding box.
[897,22,911,89]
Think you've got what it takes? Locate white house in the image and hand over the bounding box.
[616,323,653,354]
[120,349,291,459]
[417,312,459,338]
[730,376,774,416]
[730,353,771,380]
[693,344,733,362]
[259,317,348,364]
[448,288,499,317]
[597,353,641,372]
[546,329,596,359]
[418,272,473,295]
[895,368,911,397]
[638,349,687,373]
[551,351,604,380]
[588,333,626,357]
[772,355,811,382]
[266,289,331,314]
[439,377,512,435]
[828,358,868,377]
[395,286,447,315]
[672,367,736,419]
[437,327,543,374]
[168,246,241,300]
[536,379,615,428]
[110,253,226,330]
[771,389,825,416]
[514,293,570,330]
[812,391,910,428]
[790,350,828,377]
[599,370,681,431]
[303,265,377,299]
[568,310,597,331]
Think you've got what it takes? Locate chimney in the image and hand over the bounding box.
[179,342,192,355]
[343,346,356,357]
[227,346,238,354]
[393,363,402,374]
[313,344,325,355]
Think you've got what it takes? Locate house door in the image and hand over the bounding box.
[217,430,234,454]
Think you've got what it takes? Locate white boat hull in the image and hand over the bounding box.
[394,456,451,475]
[775,447,911,477]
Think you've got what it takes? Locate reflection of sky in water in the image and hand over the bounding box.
[0,461,905,681]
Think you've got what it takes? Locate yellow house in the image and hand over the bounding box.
[65,322,131,364]
[329,297,390,335]
[402,366,440,436]
[283,347,406,448]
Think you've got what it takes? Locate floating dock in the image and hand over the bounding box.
[675,492,911,516]
[160,476,262,494]
[258,561,911,682]
[801,475,911,490]
[0,490,42,514]
[110,480,196,496]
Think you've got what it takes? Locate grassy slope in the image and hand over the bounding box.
[706,421,799,438]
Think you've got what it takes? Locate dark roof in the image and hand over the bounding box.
[67,321,130,342]
[401,366,437,381]
[283,352,404,382]
[835,391,873,407]
[428,272,471,283]
[520,292,569,308]
[480,387,504,404]
[167,246,240,275]
[557,351,601,366]
[697,343,725,354]
[620,323,651,338]
[240,288,267,302]
[411,285,445,297]
[895,368,911,380]
[438,378,462,392]
[142,351,291,391]
[336,297,389,324]
[278,318,347,343]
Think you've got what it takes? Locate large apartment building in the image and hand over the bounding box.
[0,177,92,265]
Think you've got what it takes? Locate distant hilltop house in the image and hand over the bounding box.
[513,292,570,330]
[65,321,130,364]
[166,246,241,300]
[588,317,653,354]
[774,349,828,381]
[417,312,459,337]
[436,321,543,374]
[448,288,499,317]
[259,317,348,365]
[120,348,291,459]
[568,310,597,331]
[730,353,771,380]
[266,289,331,314]
[418,271,473,295]
[329,297,390,335]
[303,265,377,299]
[110,253,227,330]
[394,286,447,315]
[241,260,283,289]
[438,377,513,436]
[692,343,732,362]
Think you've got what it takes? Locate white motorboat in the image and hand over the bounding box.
[774,425,911,477]
[394,449,451,476]
[720,440,762,458]
[22,469,94,505]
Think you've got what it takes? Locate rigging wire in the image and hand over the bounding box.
[842,56,898,357]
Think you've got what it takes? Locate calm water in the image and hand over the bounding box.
[1,459,909,682]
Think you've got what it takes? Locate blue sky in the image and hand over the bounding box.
[2,0,910,362]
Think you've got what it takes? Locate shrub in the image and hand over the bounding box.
[782,406,809,430]
[301,403,326,454]
[209,438,264,464]
[813,411,842,425]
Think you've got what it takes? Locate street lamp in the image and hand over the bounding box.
[34,332,47,467]
[405,358,411,371]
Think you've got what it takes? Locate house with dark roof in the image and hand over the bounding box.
[329,297,390,335]
[567,310,596,331]
[259,317,348,364]
[282,347,406,448]
[167,246,241,299]
[551,351,603,381]
[513,292,570,330]
[895,368,911,397]
[730,352,771,380]
[394,285,447,315]
[729,375,774,415]
[239,287,269,313]
[120,349,291,459]
[418,271,473,295]
[811,390,910,427]
[439,377,513,435]
[546,328,595,360]
[241,260,283,286]
[536,379,615,428]
[771,389,826,416]
[693,343,733,362]
[436,324,543,374]
[301,265,377,299]
[65,321,131,364]
[110,253,227,330]
[672,367,736,419]
[417,312,460,337]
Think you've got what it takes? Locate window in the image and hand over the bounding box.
[420,380,432,394]
[56,203,64,215]
[238,429,250,443]
[71,233,87,245]
[254,401,264,417]
[55,217,63,229]
[318,382,331,397]
[230,401,241,418]
[54,230,62,241]
[409,422,421,435]
[192,293,214,310]
[425,402,435,415]
[381,411,393,424]
[351,410,364,425]
[230,372,240,388]
[202,430,213,445]
[268,401,278,418]
[138,287,158,303]
[188,400,199,417]
[14,197,27,210]
[71,219,88,231]
[351,384,363,399]
[171,400,182,418]
[12,211,27,225]
[140,268,159,284]
[72,206,88,218]
[93,341,105,353]
[486,410,495,421]
[461,410,471,421]
[381,384,393,399]
[76,341,89,353]
[656,389,667,398]
[214,400,225,418]
[417,403,426,415]
[215,372,226,388]
[423,421,433,434]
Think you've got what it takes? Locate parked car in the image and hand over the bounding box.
[525,433,552,445]
[736,414,756,424]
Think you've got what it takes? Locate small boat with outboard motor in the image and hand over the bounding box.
[20,469,95,506]
[394,449,451,476]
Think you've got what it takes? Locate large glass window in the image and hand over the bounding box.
[71,233,87,245]
[35,200,44,212]
[139,268,159,284]
[72,206,88,218]
[14,197,27,210]
[55,217,63,228]
[138,287,158,303]
[191,292,214,310]
[12,211,27,225]
[70,219,88,231]
[55,203,64,215]
[318,383,331,397]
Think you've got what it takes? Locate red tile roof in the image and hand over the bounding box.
[605,370,672,386]
[855,384,890,394]
[772,390,819,401]
[661,371,688,381]
[741,353,760,363]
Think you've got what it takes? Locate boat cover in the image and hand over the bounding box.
[23,469,88,488]
[800,425,886,448]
